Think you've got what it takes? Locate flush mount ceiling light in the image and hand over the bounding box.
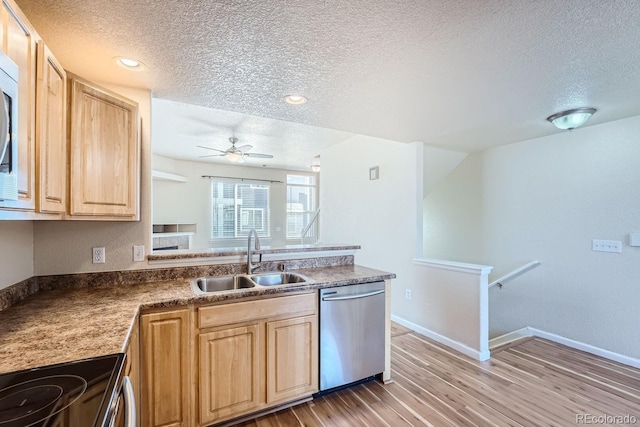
[284,94,307,105]
[546,107,596,130]
[114,57,147,71]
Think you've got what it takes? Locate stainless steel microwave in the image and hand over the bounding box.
[0,51,18,201]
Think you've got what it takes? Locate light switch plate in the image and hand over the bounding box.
[592,239,622,253]
[630,233,640,247]
[369,166,379,180]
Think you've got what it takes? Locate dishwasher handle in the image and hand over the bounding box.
[321,289,384,301]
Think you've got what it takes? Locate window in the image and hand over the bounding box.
[211,180,270,239]
[286,174,317,239]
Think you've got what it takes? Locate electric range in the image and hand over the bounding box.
[0,353,126,427]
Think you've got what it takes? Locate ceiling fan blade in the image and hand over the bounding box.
[197,145,227,153]
[198,154,225,158]
[244,152,273,159]
[235,144,253,152]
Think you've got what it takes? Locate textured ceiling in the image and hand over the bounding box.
[14,0,640,168]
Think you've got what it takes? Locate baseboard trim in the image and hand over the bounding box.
[528,327,640,369]
[489,327,640,369]
[489,327,531,350]
[391,315,490,361]
[393,317,640,369]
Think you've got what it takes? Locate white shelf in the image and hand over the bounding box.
[152,170,187,183]
[152,232,194,238]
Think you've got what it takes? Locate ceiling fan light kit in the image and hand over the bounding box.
[546,107,596,130]
[225,151,244,163]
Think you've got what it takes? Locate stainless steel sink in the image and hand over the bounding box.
[190,271,311,294]
[191,275,255,294]
[249,272,309,286]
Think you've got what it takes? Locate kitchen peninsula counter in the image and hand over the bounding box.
[0,264,394,375]
[147,243,360,262]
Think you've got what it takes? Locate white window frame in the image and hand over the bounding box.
[210,180,271,241]
[286,174,317,240]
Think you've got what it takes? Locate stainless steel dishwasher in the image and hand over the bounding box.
[319,281,386,391]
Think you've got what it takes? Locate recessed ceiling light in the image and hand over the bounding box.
[114,57,147,71]
[284,94,307,105]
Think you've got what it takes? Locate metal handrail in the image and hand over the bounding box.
[489,260,540,288]
[300,208,320,244]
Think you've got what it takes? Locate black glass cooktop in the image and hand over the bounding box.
[0,353,125,427]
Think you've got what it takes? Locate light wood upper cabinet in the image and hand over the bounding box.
[35,41,66,213]
[199,324,261,424]
[0,0,141,220]
[0,0,36,211]
[266,315,318,404]
[67,74,140,219]
[141,308,191,427]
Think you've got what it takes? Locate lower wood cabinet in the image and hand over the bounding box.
[266,315,318,404]
[116,317,140,427]
[198,323,261,424]
[139,292,318,427]
[196,292,318,426]
[140,308,191,427]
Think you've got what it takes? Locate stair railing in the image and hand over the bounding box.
[300,208,320,245]
[489,260,540,289]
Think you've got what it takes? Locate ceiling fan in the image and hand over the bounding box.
[198,137,274,163]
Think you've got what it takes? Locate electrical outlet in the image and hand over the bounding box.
[133,245,145,262]
[92,247,105,264]
[592,239,622,253]
[405,289,412,300]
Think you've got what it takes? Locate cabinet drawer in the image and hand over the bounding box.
[198,292,316,329]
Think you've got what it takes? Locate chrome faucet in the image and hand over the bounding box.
[247,228,261,274]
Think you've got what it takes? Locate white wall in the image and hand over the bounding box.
[423,115,640,359]
[0,221,34,289]
[34,84,152,276]
[320,134,422,315]
[152,155,317,249]
[406,259,492,361]
[423,145,467,197]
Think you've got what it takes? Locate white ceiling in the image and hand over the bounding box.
[15,0,640,169]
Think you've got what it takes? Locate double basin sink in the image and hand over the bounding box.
[191,272,312,294]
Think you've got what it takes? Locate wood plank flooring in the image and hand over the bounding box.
[235,323,640,426]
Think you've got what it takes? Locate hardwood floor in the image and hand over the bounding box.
[235,323,640,426]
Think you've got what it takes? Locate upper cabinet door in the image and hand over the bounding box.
[68,75,140,219]
[1,0,36,211]
[35,41,66,213]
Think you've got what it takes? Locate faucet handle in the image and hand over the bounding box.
[278,263,286,272]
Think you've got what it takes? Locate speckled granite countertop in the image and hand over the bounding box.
[0,264,394,375]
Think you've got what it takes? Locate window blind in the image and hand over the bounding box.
[211,180,270,239]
